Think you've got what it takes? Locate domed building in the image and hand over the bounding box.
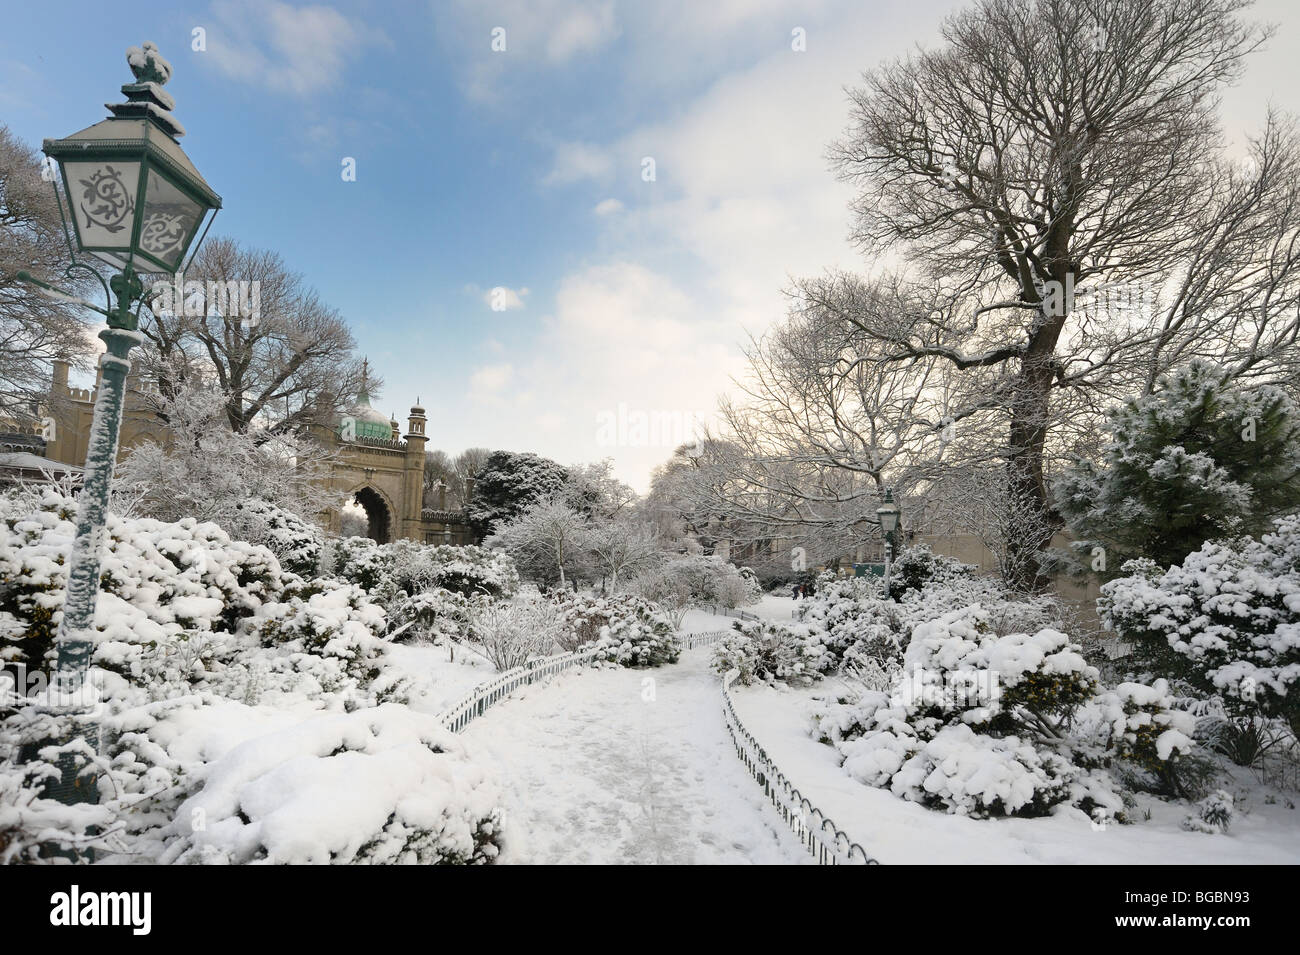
[338,384,400,442]
[320,367,471,545]
[13,357,475,547]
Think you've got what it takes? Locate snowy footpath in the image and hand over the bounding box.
[458,612,809,864]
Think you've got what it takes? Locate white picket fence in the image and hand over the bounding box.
[721,668,877,865]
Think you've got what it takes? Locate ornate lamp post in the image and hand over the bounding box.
[876,489,902,598]
[16,43,220,808]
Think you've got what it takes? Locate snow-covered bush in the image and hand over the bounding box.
[387,588,469,645]
[1181,789,1234,834]
[331,537,519,604]
[552,591,680,666]
[581,597,681,668]
[815,605,1190,818]
[793,567,1066,677]
[886,544,975,600]
[466,588,562,671]
[857,722,1083,817]
[1091,680,1197,778]
[160,705,502,864]
[246,580,389,693]
[236,499,322,577]
[895,575,1066,641]
[1101,514,1300,738]
[711,619,835,686]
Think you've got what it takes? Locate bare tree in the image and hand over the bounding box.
[135,236,370,435]
[814,0,1298,589]
[586,517,661,592]
[0,126,91,420]
[485,495,591,589]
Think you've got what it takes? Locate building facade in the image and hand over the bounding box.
[2,360,475,546]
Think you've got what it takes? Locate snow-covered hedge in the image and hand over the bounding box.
[711,619,835,686]
[0,491,506,864]
[573,594,681,668]
[1100,514,1300,738]
[329,537,520,604]
[812,605,1193,818]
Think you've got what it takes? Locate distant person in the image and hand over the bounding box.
[792,583,801,600]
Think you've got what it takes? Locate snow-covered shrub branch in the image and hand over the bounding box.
[1100,513,1300,739]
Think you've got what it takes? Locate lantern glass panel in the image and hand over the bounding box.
[138,168,204,270]
[62,160,142,255]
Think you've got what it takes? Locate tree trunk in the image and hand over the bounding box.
[1003,313,1066,593]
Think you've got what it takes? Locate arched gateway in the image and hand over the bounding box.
[23,360,476,546]
[319,388,475,545]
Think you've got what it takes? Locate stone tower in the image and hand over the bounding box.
[401,401,428,540]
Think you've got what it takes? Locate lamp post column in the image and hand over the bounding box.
[42,268,143,806]
[883,527,896,599]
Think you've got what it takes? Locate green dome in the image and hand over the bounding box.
[339,387,394,441]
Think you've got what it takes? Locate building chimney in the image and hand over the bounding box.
[52,359,69,393]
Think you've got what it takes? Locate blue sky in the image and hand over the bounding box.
[4,0,1299,489]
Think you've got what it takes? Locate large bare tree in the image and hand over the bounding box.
[813,0,1300,589]
[136,236,370,435]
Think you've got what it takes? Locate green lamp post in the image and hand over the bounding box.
[876,489,902,598]
[16,42,220,809]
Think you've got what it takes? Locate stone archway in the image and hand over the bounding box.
[351,486,392,543]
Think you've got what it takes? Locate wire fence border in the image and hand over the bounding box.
[436,646,602,733]
[437,628,731,732]
[721,668,878,865]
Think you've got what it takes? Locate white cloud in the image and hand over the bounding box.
[448,262,742,489]
[546,2,619,61]
[203,0,388,95]
[470,362,514,395]
[438,0,620,102]
[543,142,613,185]
[420,1,959,488]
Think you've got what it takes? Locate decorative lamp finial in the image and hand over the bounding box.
[109,42,184,138]
[127,42,172,86]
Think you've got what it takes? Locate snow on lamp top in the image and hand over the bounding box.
[127,42,173,86]
[110,42,185,139]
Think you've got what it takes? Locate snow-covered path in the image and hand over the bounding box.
[458,642,810,864]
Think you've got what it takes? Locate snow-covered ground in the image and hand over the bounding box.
[455,609,809,864]
[752,593,802,621]
[384,640,499,715]
[730,676,1300,864]
[376,595,1299,866]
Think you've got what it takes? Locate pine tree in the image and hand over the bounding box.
[1057,361,1300,575]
